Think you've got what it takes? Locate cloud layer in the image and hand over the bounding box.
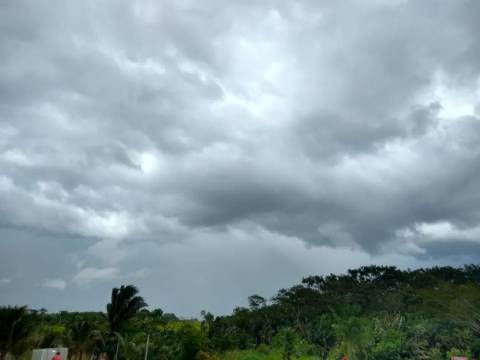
[1,0,480,315]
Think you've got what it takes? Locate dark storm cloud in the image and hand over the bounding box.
[2,0,480,314]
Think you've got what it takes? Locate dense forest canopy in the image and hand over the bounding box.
[1,265,480,360]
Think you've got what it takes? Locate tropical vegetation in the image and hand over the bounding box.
[1,265,480,360]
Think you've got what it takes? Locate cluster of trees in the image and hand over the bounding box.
[1,265,480,360]
[205,265,480,360]
[0,285,149,360]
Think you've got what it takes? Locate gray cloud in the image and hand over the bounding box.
[1,0,480,315]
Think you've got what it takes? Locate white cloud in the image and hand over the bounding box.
[2,149,33,166]
[87,238,128,265]
[73,267,119,285]
[125,268,151,280]
[0,278,11,286]
[419,69,480,118]
[412,221,480,243]
[42,278,67,290]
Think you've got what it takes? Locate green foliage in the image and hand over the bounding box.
[35,323,66,348]
[446,347,472,359]
[333,317,374,360]
[196,350,218,360]
[0,306,35,360]
[272,329,298,360]
[106,285,148,333]
[208,264,480,360]
[176,323,209,360]
[471,338,480,360]
[68,319,104,360]
[426,346,443,360]
[3,265,480,360]
[105,284,147,360]
[370,337,401,360]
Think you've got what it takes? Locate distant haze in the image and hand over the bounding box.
[1,0,480,316]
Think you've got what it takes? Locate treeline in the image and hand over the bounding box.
[207,265,480,359]
[1,265,480,360]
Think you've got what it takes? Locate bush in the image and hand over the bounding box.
[196,350,218,360]
[370,338,401,360]
[446,347,471,360]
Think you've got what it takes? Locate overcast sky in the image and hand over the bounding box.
[1,0,480,316]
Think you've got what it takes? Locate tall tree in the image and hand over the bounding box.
[105,285,147,360]
[106,285,148,334]
[0,306,34,360]
[68,319,103,360]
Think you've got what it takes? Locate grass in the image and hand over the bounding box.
[219,348,321,360]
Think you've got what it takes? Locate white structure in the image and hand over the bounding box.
[32,348,68,360]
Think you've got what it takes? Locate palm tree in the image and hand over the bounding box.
[0,306,34,360]
[106,285,148,333]
[36,330,65,349]
[68,319,104,360]
[105,285,147,360]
